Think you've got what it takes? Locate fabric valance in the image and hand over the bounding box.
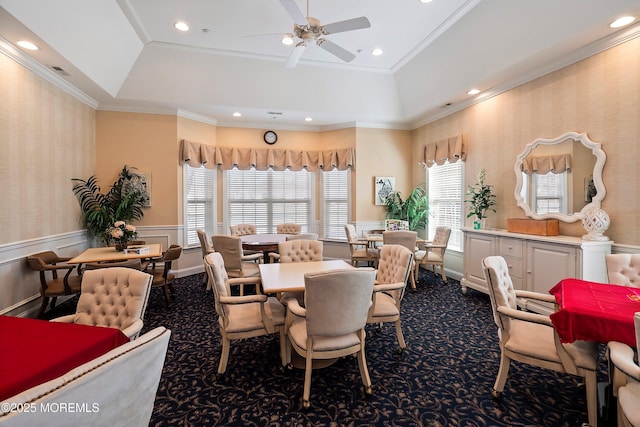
[422,134,467,167]
[521,154,572,174]
[180,140,355,171]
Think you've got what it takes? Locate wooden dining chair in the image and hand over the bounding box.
[27,251,83,318]
[414,226,451,283]
[482,255,598,427]
[344,224,378,267]
[147,245,183,307]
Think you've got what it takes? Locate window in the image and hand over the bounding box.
[225,168,313,233]
[184,165,216,247]
[321,169,350,240]
[427,161,463,251]
[532,171,568,214]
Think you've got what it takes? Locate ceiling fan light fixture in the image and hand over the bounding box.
[281,34,294,45]
[610,16,635,28]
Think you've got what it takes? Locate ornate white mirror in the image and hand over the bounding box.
[514,132,606,223]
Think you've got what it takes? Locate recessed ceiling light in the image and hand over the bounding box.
[281,34,294,46]
[304,117,313,122]
[174,22,189,32]
[419,0,433,3]
[467,88,480,95]
[610,16,635,28]
[371,48,383,56]
[17,40,38,51]
[232,112,242,117]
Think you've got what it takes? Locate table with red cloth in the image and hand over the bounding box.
[0,315,129,401]
[549,278,640,347]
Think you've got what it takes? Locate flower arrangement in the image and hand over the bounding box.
[107,220,137,250]
[465,169,497,222]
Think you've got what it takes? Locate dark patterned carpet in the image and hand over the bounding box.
[130,268,605,427]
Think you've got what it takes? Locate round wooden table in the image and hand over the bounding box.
[239,233,289,263]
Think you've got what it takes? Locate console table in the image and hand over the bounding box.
[461,227,612,314]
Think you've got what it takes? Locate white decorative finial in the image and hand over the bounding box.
[581,207,610,241]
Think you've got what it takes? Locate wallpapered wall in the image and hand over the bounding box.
[411,35,640,245]
[0,53,95,246]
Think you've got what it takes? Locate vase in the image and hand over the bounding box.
[114,240,128,252]
[473,217,483,230]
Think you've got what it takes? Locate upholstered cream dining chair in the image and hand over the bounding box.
[382,230,418,289]
[276,223,301,234]
[344,224,378,267]
[606,254,640,287]
[285,268,377,408]
[482,256,598,427]
[268,233,319,263]
[230,224,257,236]
[608,312,640,427]
[368,244,414,353]
[414,226,451,284]
[204,252,286,373]
[197,229,215,288]
[212,235,261,295]
[49,267,153,340]
[274,239,324,304]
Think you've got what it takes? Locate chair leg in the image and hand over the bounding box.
[37,296,50,319]
[357,348,372,395]
[584,371,598,427]
[162,284,171,307]
[279,329,289,368]
[394,319,407,351]
[493,352,511,398]
[303,351,313,408]
[218,337,230,374]
[439,264,447,282]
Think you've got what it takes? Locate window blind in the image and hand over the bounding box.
[225,168,312,233]
[184,165,216,246]
[321,169,350,240]
[428,161,463,251]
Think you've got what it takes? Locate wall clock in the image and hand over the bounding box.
[263,130,278,145]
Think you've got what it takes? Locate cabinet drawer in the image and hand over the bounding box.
[500,238,523,258]
[503,256,523,278]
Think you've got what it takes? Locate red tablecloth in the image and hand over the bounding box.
[549,278,640,347]
[0,315,129,401]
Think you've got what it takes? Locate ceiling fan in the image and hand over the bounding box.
[278,0,371,69]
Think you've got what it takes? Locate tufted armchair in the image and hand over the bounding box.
[285,268,376,408]
[606,254,640,287]
[230,224,257,236]
[274,239,324,304]
[204,252,286,373]
[50,267,153,340]
[268,233,318,263]
[276,223,301,234]
[414,226,451,284]
[382,231,418,289]
[27,251,83,318]
[482,256,598,427]
[368,244,414,352]
[608,312,640,427]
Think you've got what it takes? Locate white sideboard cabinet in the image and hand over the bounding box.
[460,228,612,314]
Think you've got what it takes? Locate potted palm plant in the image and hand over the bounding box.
[383,185,429,231]
[72,166,148,245]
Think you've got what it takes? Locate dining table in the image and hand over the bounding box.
[240,233,290,263]
[67,243,163,266]
[259,259,355,294]
[0,315,130,401]
[549,278,639,347]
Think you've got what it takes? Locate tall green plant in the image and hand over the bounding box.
[383,185,429,231]
[72,166,148,244]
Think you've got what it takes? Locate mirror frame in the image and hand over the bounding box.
[514,131,606,223]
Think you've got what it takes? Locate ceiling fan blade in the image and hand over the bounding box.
[322,16,371,35]
[285,43,306,69]
[279,0,307,26]
[317,39,356,63]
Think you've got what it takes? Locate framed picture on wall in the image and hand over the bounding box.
[375,176,395,205]
[129,171,152,207]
